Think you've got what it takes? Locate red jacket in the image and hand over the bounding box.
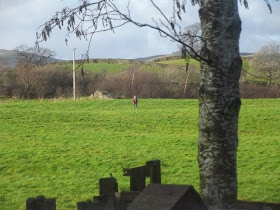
[133,98,138,104]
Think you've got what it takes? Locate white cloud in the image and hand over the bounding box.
[239,0,280,52]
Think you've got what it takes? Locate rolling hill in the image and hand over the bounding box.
[0,49,18,67]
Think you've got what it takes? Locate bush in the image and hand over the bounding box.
[97,69,170,98]
[0,64,279,99]
[0,64,98,99]
[240,82,280,98]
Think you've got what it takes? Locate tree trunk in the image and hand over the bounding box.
[198,0,242,209]
[267,70,272,85]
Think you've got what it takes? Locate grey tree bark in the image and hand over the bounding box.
[198,0,242,209]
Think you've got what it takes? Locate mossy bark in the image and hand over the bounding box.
[198,0,242,209]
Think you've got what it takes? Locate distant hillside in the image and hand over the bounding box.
[1,48,254,68]
[136,51,254,61]
[134,51,181,61]
[134,54,166,61]
[240,52,254,57]
[0,49,18,67]
[0,49,58,67]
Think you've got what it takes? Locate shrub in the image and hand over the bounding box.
[0,64,279,99]
[240,82,280,98]
[0,64,98,99]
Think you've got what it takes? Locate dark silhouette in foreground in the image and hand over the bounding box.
[26,160,280,210]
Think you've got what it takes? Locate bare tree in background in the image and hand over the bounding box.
[36,0,278,209]
[251,42,280,85]
[13,45,56,98]
[15,45,56,65]
[181,22,201,59]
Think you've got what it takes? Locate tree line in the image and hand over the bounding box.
[0,42,279,100]
[1,60,279,99]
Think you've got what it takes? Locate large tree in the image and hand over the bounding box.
[198,1,242,208]
[15,45,56,65]
[251,42,280,85]
[37,0,278,209]
[181,23,202,59]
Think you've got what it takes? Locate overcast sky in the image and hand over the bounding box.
[0,0,279,60]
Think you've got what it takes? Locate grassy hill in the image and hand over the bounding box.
[156,57,280,84]
[57,55,280,86]
[157,58,200,68]
[62,62,132,74]
[61,62,164,74]
[49,56,280,89]
[0,49,264,84]
[0,99,279,209]
[60,57,256,83]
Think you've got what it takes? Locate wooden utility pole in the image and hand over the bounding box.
[73,48,76,100]
[131,67,136,85]
[184,64,192,94]
[131,67,136,95]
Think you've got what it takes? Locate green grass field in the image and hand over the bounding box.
[0,99,279,209]
[159,58,252,71]
[62,62,163,74]
[157,58,200,68]
[62,63,132,74]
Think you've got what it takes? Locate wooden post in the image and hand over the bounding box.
[146,160,161,184]
[99,177,118,196]
[26,195,56,210]
[131,67,136,86]
[77,177,118,210]
[129,167,146,191]
[123,160,162,192]
[73,48,76,100]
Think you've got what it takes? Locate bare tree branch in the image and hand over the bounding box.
[36,0,278,65]
[36,0,208,63]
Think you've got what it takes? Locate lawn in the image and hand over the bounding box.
[0,99,279,209]
[157,58,200,67]
[61,62,163,74]
[62,63,132,74]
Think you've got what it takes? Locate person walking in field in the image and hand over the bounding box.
[132,96,138,110]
